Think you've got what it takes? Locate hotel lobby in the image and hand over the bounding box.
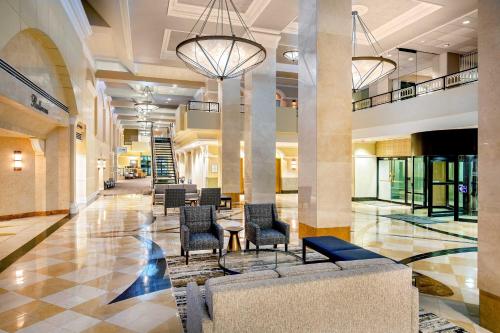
[0,0,498,332]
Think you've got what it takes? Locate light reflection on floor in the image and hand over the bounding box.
[0,193,489,333]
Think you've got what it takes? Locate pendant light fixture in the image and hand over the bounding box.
[135,86,158,121]
[176,0,266,80]
[352,11,396,91]
[283,50,299,63]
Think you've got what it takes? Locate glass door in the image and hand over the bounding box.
[391,159,406,203]
[459,155,478,221]
[428,157,457,218]
[378,158,408,203]
[378,160,391,201]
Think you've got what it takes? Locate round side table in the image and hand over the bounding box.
[225,226,243,252]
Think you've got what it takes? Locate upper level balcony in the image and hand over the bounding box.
[352,67,478,111]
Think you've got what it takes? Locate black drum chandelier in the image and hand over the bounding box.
[176,0,266,80]
[352,11,396,91]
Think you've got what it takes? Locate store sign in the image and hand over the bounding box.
[30,94,48,114]
[458,184,468,193]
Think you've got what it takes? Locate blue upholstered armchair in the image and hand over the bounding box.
[244,203,289,252]
[180,205,224,265]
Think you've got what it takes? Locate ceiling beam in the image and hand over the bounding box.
[95,70,205,89]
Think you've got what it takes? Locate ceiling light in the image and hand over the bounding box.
[408,57,414,61]
[462,20,470,25]
[351,11,397,91]
[167,98,172,101]
[135,86,158,120]
[283,50,299,63]
[172,84,177,88]
[443,43,450,47]
[420,40,425,43]
[387,54,392,57]
[176,0,266,80]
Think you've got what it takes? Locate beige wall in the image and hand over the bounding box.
[0,137,36,216]
[376,139,411,157]
[0,1,117,213]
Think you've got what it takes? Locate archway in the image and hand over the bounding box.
[0,28,78,219]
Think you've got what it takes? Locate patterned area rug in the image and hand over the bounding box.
[384,214,447,224]
[360,200,407,207]
[166,248,469,333]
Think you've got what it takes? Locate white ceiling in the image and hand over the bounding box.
[83,0,478,128]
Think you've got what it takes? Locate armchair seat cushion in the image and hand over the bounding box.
[259,229,286,245]
[189,232,220,250]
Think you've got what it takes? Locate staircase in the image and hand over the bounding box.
[152,137,177,185]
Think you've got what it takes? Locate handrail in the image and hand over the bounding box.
[168,123,180,183]
[352,67,478,111]
[188,101,219,112]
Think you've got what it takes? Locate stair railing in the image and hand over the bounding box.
[168,123,180,184]
[150,124,157,187]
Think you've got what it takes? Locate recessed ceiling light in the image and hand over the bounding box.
[420,40,425,43]
[387,54,392,57]
[462,20,470,25]
[443,43,450,47]
[172,84,178,88]
[408,57,414,61]
[167,98,172,101]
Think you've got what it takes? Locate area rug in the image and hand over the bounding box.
[166,249,469,333]
[384,214,447,224]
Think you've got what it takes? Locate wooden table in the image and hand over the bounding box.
[225,226,243,252]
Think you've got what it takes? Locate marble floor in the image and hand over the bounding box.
[0,193,489,332]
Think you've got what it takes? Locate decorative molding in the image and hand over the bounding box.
[167,0,272,28]
[119,0,135,72]
[160,29,173,60]
[58,0,95,70]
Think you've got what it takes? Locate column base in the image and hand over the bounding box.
[480,289,500,332]
[298,223,351,241]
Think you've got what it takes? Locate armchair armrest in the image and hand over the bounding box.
[181,224,190,251]
[273,220,290,242]
[245,222,261,244]
[187,282,213,333]
[212,222,224,248]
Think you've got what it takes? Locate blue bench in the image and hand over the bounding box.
[302,236,388,264]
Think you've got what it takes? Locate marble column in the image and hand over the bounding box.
[478,0,500,331]
[244,31,280,203]
[298,0,352,240]
[218,78,241,202]
[45,126,70,213]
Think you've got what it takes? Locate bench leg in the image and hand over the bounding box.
[285,243,288,252]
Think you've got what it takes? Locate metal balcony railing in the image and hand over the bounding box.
[352,67,478,112]
[187,101,219,112]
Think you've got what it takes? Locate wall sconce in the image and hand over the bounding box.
[13,151,22,171]
[291,159,297,170]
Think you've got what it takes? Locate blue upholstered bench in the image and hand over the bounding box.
[302,236,387,263]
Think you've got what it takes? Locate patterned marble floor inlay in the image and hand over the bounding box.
[0,193,489,333]
[110,236,171,304]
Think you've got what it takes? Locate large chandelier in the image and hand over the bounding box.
[176,0,266,80]
[135,86,158,121]
[352,11,396,91]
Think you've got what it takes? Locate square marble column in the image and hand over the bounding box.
[243,31,280,204]
[218,78,241,201]
[298,0,352,239]
[478,0,500,331]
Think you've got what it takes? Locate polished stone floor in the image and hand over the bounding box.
[0,193,489,332]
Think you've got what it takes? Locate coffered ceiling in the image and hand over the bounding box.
[82,0,478,129]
